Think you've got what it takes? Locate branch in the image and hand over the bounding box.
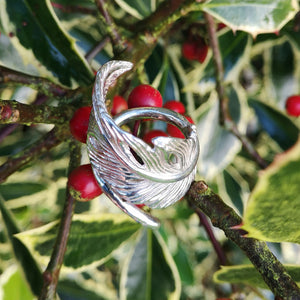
[0,66,67,97]
[204,13,268,169]
[39,140,81,300]
[0,126,69,183]
[0,100,73,125]
[187,181,300,299]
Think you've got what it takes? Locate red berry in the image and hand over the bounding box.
[143,130,168,146]
[285,95,300,117]
[167,115,194,139]
[68,164,102,201]
[111,95,128,116]
[69,106,92,143]
[217,23,226,30]
[182,38,208,63]
[163,100,186,114]
[128,84,163,108]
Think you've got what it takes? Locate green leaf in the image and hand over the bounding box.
[120,229,181,300]
[249,98,299,150]
[15,213,141,270]
[243,139,300,243]
[0,0,93,86]
[0,265,34,300]
[0,182,47,200]
[196,86,246,180]
[0,195,43,296]
[214,264,300,289]
[202,0,299,37]
[115,0,154,19]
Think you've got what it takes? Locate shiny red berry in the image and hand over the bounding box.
[285,95,300,117]
[167,115,194,138]
[111,95,128,116]
[163,100,186,114]
[68,164,102,201]
[69,106,92,143]
[128,84,163,108]
[143,130,168,146]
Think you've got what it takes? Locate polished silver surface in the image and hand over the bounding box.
[87,60,199,228]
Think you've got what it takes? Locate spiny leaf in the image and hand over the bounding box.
[15,213,141,270]
[214,264,300,289]
[202,0,299,37]
[243,138,300,243]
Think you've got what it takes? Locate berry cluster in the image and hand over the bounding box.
[68,84,191,201]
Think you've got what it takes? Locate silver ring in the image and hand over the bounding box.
[87,60,199,229]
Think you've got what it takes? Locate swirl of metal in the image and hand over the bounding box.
[87,60,199,229]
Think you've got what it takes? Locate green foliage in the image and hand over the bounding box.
[0,0,300,299]
[243,139,300,243]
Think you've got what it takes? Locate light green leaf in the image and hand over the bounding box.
[0,0,93,86]
[0,265,34,300]
[15,213,141,270]
[214,264,300,289]
[202,0,299,37]
[120,229,181,300]
[243,139,300,243]
[114,0,154,19]
[196,86,246,180]
[0,195,43,296]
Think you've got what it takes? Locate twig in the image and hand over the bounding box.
[94,0,126,54]
[38,140,81,300]
[51,2,97,15]
[0,124,18,144]
[187,181,300,299]
[0,126,69,183]
[204,13,268,169]
[0,66,67,97]
[0,100,73,125]
[85,36,110,63]
[194,208,227,265]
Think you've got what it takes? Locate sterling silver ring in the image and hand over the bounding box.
[87,60,199,229]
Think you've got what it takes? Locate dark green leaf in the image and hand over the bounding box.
[249,98,299,150]
[120,229,181,300]
[214,264,300,289]
[202,0,299,36]
[0,183,47,200]
[0,195,43,296]
[15,213,141,269]
[115,0,153,19]
[0,0,93,86]
[243,139,300,243]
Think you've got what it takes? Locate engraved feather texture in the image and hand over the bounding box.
[87,60,199,227]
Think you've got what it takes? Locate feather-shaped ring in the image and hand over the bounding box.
[87,60,199,228]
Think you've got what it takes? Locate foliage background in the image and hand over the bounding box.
[0,0,300,299]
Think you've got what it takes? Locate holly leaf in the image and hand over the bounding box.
[243,139,300,243]
[114,0,154,19]
[202,0,299,37]
[15,213,141,270]
[214,264,300,289]
[0,0,94,86]
[120,229,181,300]
[249,98,299,150]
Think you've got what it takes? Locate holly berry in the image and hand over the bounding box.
[128,84,163,108]
[182,37,208,63]
[285,95,300,117]
[68,164,102,201]
[163,100,185,114]
[167,115,194,138]
[69,106,92,143]
[111,95,128,116]
[143,130,168,146]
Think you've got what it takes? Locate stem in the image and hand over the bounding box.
[204,13,268,169]
[0,100,73,125]
[85,36,110,64]
[51,2,97,15]
[0,66,67,97]
[0,126,69,183]
[39,140,81,300]
[187,181,300,299]
[194,208,227,266]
